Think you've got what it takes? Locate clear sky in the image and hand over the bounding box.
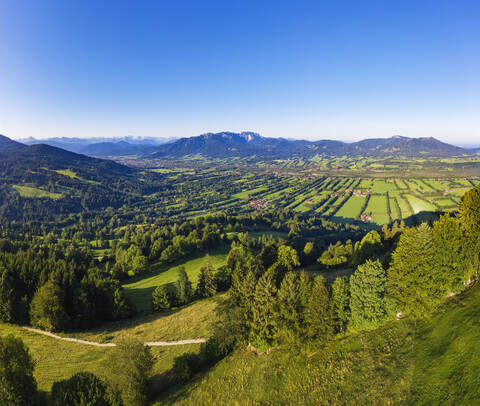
[0,0,479,143]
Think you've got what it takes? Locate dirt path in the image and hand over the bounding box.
[23,327,206,347]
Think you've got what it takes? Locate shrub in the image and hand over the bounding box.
[105,341,155,406]
[51,372,111,406]
[152,285,175,311]
[173,353,201,381]
[0,335,39,406]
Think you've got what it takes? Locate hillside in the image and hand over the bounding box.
[148,132,473,159]
[0,133,25,152]
[159,284,480,405]
[0,135,148,220]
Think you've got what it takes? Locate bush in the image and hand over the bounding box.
[105,341,155,406]
[201,336,226,361]
[151,285,176,311]
[51,372,112,406]
[0,335,39,406]
[173,352,201,381]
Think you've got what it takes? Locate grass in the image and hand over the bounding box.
[55,169,78,178]
[364,195,390,224]
[370,179,397,193]
[404,194,437,214]
[0,295,220,395]
[12,185,63,199]
[123,248,228,313]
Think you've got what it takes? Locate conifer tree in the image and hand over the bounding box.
[432,215,467,294]
[387,224,440,318]
[176,266,192,305]
[350,259,388,330]
[250,270,277,347]
[215,269,257,349]
[331,276,350,331]
[275,271,312,344]
[304,276,335,341]
[197,255,216,298]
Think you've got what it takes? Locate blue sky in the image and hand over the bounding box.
[0,0,479,143]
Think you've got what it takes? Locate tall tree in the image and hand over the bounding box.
[197,255,216,298]
[176,266,193,305]
[387,224,441,318]
[214,269,257,350]
[250,270,277,347]
[457,186,480,277]
[350,259,388,330]
[275,271,311,344]
[304,276,335,341]
[331,276,350,331]
[432,215,467,293]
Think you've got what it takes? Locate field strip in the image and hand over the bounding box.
[23,327,206,347]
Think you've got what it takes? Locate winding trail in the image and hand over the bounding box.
[23,327,206,347]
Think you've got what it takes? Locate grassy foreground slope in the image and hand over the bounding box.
[160,285,480,405]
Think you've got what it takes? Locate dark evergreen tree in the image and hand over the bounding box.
[331,276,350,331]
[176,266,193,305]
[304,276,335,341]
[387,224,441,318]
[250,269,277,347]
[274,271,311,344]
[197,255,216,298]
[350,259,388,330]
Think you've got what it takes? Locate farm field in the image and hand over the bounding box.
[141,165,478,226]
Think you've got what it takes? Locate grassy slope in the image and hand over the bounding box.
[123,248,228,313]
[12,185,63,199]
[159,285,480,405]
[0,295,221,395]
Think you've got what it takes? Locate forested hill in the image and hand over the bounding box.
[148,132,472,159]
[0,134,24,152]
[0,135,152,220]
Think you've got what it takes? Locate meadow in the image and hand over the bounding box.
[123,248,228,313]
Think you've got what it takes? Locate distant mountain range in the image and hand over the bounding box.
[19,136,175,156]
[147,132,474,159]
[3,132,477,160]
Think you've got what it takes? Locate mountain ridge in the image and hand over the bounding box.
[148,132,472,159]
